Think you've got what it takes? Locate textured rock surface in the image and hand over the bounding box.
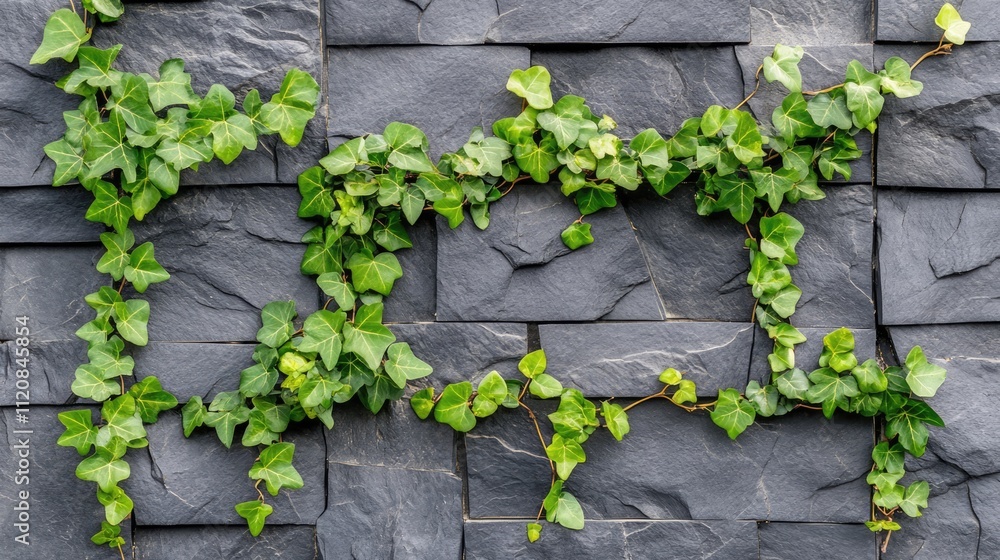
[878,190,1000,324]
[750,327,876,385]
[736,45,873,184]
[131,342,254,404]
[95,0,326,185]
[437,184,658,321]
[328,46,528,158]
[877,0,998,42]
[327,0,751,45]
[388,322,527,385]
[0,406,133,559]
[0,246,105,341]
[0,340,86,405]
[876,43,1000,189]
[538,322,754,397]
[134,525,316,560]
[750,0,872,45]
[0,187,103,242]
[125,412,325,525]
[1,1,77,187]
[759,523,876,560]
[466,402,872,522]
[534,48,745,141]
[382,219,437,323]
[318,463,463,560]
[129,186,319,341]
[465,520,759,559]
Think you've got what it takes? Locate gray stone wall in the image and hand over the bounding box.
[1,0,997,559]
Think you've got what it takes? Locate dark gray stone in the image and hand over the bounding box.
[125,411,325,525]
[318,463,463,560]
[876,43,1000,189]
[0,340,86,406]
[464,519,758,559]
[623,185,753,322]
[602,280,665,321]
[751,0,872,45]
[751,327,876,385]
[0,246,105,341]
[877,190,1000,325]
[1,1,77,187]
[388,322,527,385]
[0,406,133,559]
[538,322,754,397]
[134,525,317,560]
[466,402,872,522]
[736,45,873,184]
[759,523,876,560]
[436,184,659,322]
[129,186,319,342]
[327,0,751,45]
[0,187,103,242]
[877,0,999,42]
[328,46,529,158]
[382,219,437,323]
[533,47,745,141]
[95,0,326,185]
[131,342,254,404]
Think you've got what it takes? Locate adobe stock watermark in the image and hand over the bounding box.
[10,316,32,546]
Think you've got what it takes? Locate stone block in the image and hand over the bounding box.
[877,0,999,42]
[466,401,872,522]
[751,0,872,45]
[131,342,254,404]
[125,412,326,525]
[382,219,437,323]
[436,184,659,322]
[318,463,463,560]
[876,43,1000,189]
[1,340,87,406]
[388,322,528,385]
[878,190,1000,324]
[95,0,326,185]
[328,46,529,158]
[538,321,754,397]
[0,246,105,341]
[759,523,877,560]
[134,525,316,559]
[129,186,319,342]
[0,187,103,242]
[464,519,758,559]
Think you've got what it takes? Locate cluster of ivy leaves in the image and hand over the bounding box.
[33,0,320,551]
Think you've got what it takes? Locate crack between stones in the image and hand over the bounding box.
[967,484,982,560]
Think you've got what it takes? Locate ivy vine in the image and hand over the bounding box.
[37,0,971,554]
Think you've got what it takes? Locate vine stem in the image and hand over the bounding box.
[620,388,668,413]
[733,65,763,110]
[69,0,77,15]
[254,479,265,502]
[117,543,125,560]
[501,175,531,197]
[518,400,556,480]
[117,278,127,295]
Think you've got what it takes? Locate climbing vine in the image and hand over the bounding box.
[32,0,320,555]
[37,0,970,554]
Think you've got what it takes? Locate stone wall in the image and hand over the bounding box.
[1,0,997,558]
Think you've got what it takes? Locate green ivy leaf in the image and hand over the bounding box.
[886,408,929,457]
[759,213,805,265]
[526,523,542,543]
[57,409,98,455]
[537,95,586,149]
[181,396,207,437]
[772,92,824,143]
[935,3,971,45]
[101,394,146,444]
[872,442,906,474]
[806,91,853,130]
[506,66,554,110]
[96,230,136,281]
[575,187,617,215]
[86,181,134,233]
[561,222,594,250]
[342,303,396,370]
[601,401,630,441]
[72,364,121,401]
[298,310,347,370]
[766,323,807,348]
[347,249,403,296]
[256,301,297,348]
[143,59,199,111]
[844,60,884,127]
[91,521,124,548]
[44,138,85,186]
[210,113,258,164]
[514,136,560,183]
[713,175,756,224]
[410,387,435,420]
[110,299,149,346]
[747,250,792,298]
[76,448,130,493]
[109,73,157,135]
[96,485,133,525]
[320,137,367,175]
[434,381,476,432]
[260,69,319,146]
[725,110,766,163]
[519,349,547,379]
[316,273,357,312]
[85,111,139,184]
[127,377,178,423]
[30,9,91,64]
[546,433,586,480]
[235,500,273,537]
[751,167,798,213]
[904,346,947,398]
[385,343,433,386]
[204,403,251,449]
[124,242,170,293]
[529,373,564,399]
[851,359,888,393]
[773,368,810,400]
[899,481,930,517]
[373,211,413,251]
[710,388,756,439]
[644,160,690,196]
[249,442,305,496]
[762,44,804,93]
[239,363,278,399]
[542,481,585,530]
[596,154,640,190]
[821,328,857,373]
[805,368,860,418]
[745,380,779,416]
[299,372,345,409]
[64,45,123,91]
[879,57,924,99]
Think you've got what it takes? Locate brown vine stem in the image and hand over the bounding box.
[321,297,333,310]
[69,0,77,15]
[744,223,755,242]
[733,65,763,111]
[254,479,265,502]
[620,388,669,413]
[910,42,953,72]
[116,278,127,295]
[117,544,125,560]
[501,175,531,197]
[518,401,557,480]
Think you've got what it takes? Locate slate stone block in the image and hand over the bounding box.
[466,402,872,522]
[538,321,755,397]
[134,525,317,560]
[0,187,103,242]
[125,411,326,526]
[318,463,463,560]
[751,327,876,385]
[328,46,529,158]
[877,0,998,42]
[95,0,326,185]
[1,1,78,187]
[129,186,319,342]
[382,219,437,323]
[387,322,527,385]
[464,519,759,559]
[0,406,133,559]
[880,476,987,560]
[876,43,1000,189]
[533,47,745,141]
[736,45,873,184]
[0,339,87,406]
[326,0,751,45]
[435,184,659,322]
[0,246,105,341]
[131,342,254,404]
[759,523,877,560]
[750,0,872,45]
[878,190,1000,325]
